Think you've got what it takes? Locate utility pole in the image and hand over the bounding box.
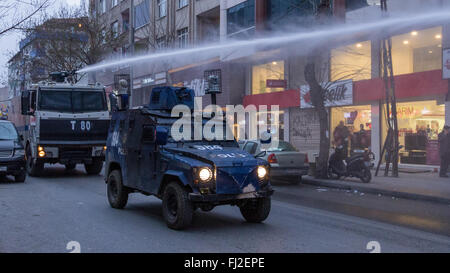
[376,0,399,177]
[129,0,135,107]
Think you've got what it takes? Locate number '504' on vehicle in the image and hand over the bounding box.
[105,86,273,230]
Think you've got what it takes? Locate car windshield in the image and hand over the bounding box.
[38,90,107,113]
[265,141,297,152]
[0,123,18,140]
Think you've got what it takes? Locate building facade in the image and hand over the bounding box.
[242,0,450,169]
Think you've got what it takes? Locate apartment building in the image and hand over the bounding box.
[90,0,222,105]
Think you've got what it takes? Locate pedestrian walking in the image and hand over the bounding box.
[438,125,450,177]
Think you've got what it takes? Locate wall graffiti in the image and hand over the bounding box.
[291,109,319,142]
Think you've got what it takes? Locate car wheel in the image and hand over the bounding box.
[15,171,26,183]
[360,166,372,183]
[26,146,43,177]
[107,170,128,209]
[162,182,193,230]
[240,197,271,223]
[84,159,103,175]
[65,163,76,171]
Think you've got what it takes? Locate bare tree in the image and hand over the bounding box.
[20,4,126,83]
[0,0,51,36]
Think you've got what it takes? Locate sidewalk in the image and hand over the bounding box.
[295,171,450,205]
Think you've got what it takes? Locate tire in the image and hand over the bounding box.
[15,171,26,183]
[328,167,341,180]
[240,197,271,223]
[162,182,193,230]
[65,163,76,171]
[107,170,128,209]
[84,159,103,175]
[360,166,372,183]
[26,146,43,177]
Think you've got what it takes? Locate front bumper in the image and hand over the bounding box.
[270,166,309,178]
[189,189,274,203]
[0,157,26,175]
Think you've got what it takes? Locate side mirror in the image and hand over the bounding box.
[255,151,267,158]
[156,126,168,146]
[21,91,30,115]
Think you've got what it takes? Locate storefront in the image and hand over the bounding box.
[381,100,445,165]
[330,105,372,153]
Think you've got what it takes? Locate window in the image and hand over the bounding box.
[156,36,166,49]
[381,100,445,165]
[177,28,188,48]
[38,90,106,113]
[178,0,188,9]
[243,142,258,154]
[267,0,320,25]
[157,0,167,18]
[135,0,150,28]
[111,21,119,38]
[227,0,255,37]
[99,0,106,14]
[331,105,372,152]
[331,40,371,81]
[391,26,442,76]
[0,122,18,140]
[111,0,118,8]
[251,61,285,94]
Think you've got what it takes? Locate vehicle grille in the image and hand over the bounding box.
[59,149,91,160]
[0,150,13,158]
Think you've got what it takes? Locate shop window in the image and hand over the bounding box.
[252,61,285,95]
[381,100,445,165]
[331,41,371,82]
[391,26,442,76]
[331,105,372,155]
[257,110,284,141]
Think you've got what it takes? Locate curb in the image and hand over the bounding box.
[300,177,450,205]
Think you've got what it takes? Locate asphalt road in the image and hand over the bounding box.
[0,165,449,253]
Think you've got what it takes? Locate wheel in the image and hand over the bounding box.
[14,171,26,183]
[84,159,103,175]
[65,163,76,171]
[107,170,128,209]
[327,167,341,180]
[26,146,43,177]
[162,182,193,230]
[360,166,372,183]
[240,197,271,223]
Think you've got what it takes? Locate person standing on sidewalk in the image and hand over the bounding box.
[438,125,450,177]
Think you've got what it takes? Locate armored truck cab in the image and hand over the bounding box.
[105,86,273,230]
[20,76,109,176]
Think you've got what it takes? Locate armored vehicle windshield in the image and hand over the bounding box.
[38,89,107,113]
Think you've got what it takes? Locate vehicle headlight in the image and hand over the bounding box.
[198,167,213,182]
[14,149,25,156]
[257,166,268,179]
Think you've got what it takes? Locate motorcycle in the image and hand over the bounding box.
[328,146,375,183]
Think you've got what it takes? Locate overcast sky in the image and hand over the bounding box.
[0,0,81,87]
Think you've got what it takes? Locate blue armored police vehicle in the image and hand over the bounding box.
[105,85,273,229]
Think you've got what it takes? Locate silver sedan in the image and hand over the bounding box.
[240,140,309,184]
